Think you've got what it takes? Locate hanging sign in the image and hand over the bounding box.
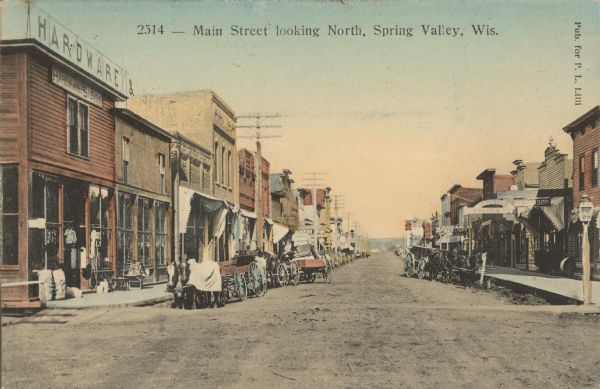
[52,66,103,107]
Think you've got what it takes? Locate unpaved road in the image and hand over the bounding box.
[2,252,600,388]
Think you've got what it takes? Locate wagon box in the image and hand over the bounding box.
[294,258,326,269]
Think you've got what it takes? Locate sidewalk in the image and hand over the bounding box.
[45,283,172,309]
[485,266,600,305]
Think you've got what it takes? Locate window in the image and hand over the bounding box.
[221,146,225,185]
[593,150,598,188]
[203,164,210,191]
[0,165,18,265]
[67,97,89,158]
[214,141,219,184]
[579,155,585,191]
[89,186,111,270]
[155,202,167,266]
[180,158,189,182]
[137,198,151,267]
[122,137,130,184]
[158,153,166,194]
[228,150,232,188]
[117,193,133,277]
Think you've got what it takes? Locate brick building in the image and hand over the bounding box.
[447,185,483,225]
[238,148,270,217]
[563,105,600,275]
[270,170,299,229]
[476,169,514,200]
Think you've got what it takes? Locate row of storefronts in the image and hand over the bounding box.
[0,31,347,308]
[424,111,600,277]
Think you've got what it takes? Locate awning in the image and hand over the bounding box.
[272,223,290,243]
[178,187,228,233]
[240,209,257,219]
[436,235,461,245]
[519,197,565,231]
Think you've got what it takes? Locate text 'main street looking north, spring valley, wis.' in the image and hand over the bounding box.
[137,24,499,38]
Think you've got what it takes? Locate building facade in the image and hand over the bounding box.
[113,109,173,282]
[447,185,482,225]
[128,90,238,207]
[270,170,299,230]
[476,169,514,200]
[0,39,126,307]
[563,105,600,275]
[238,148,270,217]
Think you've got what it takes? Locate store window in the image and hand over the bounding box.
[67,97,89,158]
[122,137,130,184]
[137,197,151,267]
[184,208,204,261]
[158,153,166,194]
[0,165,18,265]
[89,186,111,271]
[29,172,60,271]
[117,193,133,277]
[214,141,219,184]
[155,202,168,266]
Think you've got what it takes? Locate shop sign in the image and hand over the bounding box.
[52,66,103,107]
[534,197,551,207]
[32,9,134,97]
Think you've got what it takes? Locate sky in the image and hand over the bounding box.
[3,0,600,238]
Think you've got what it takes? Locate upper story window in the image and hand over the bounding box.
[67,97,89,158]
[122,137,130,184]
[158,153,166,194]
[221,146,225,185]
[579,155,585,191]
[228,151,232,188]
[593,150,599,188]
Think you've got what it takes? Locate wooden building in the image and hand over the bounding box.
[0,38,127,307]
[563,105,600,275]
[113,109,173,282]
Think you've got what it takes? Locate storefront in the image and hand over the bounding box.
[27,173,115,290]
[1,38,124,307]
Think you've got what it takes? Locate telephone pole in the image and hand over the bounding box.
[237,113,281,251]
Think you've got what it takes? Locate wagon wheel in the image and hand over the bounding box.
[288,261,300,286]
[249,263,267,297]
[234,273,247,301]
[193,290,207,309]
[417,256,427,280]
[404,252,414,277]
[276,263,288,287]
[307,272,317,283]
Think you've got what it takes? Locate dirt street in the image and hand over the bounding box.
[2,252,600,388]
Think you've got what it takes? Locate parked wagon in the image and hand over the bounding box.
[294,257,332,283]
[404,246,481,286]
[219,254,267,304]
[266,251,300,287]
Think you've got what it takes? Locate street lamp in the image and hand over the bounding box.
[578,194,593,305]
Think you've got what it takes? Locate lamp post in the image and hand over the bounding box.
[578,194,593,305]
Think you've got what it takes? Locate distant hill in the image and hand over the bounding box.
[368,238,404,253]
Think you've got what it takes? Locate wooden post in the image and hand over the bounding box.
[582,223,591,304]
[256,140,264,251]
[479,252,487,285]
